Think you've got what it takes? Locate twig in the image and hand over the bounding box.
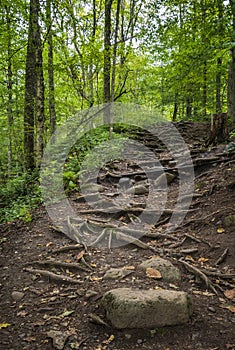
[145,232,178,240]
[115,231,154,250]
[215,248,229,266]
[184,233,211,247]
[52,244,83,253]
[24,268,83,284]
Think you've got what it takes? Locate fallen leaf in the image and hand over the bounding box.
[76,250,85,261]
[185,255,194,262]
[0,323,11,329]
[198,257,209,263]
[224,288,235,301]
[146,268,162,279]
[123,265,135,270]
[220,304,235,313]
[90,276,103,281]
[58,309,75,318]
[103,334,115,344]
[217,228,225,234]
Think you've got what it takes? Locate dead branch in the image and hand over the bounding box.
[24,268,83,284]
[52,244,83,253]
[215,248,229,266]
[144,231,178,240]
[115,231,155,250]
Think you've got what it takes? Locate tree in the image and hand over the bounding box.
[24,0,38,171]
[228,0,235,125]
[46,0,56,137]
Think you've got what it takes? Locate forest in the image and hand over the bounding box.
[0,0,235,219]
[1,2,235,349]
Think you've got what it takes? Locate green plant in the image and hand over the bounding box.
[0,171,41,223]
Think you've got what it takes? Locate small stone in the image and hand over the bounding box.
[137,339,143,344]
[11,291,25,302]
[126,185,148,195]
[208,306,216,313]
[104,268,133,280]
[125,334,132,339]
[85,290,98,299]
[224,215,235,227]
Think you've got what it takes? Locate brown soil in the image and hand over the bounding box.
[0,122,235,350]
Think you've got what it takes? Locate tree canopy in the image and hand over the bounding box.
[0,0,234,176]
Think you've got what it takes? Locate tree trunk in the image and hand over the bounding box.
[228,0,235,126]
[46,0,56,137]
[216,57,222,113]
[202,61,207,117]
[35,9,45,168]
[23,0,38,171]
[103,0,113,123]
[5,6,13,176]
[207,112,228,145]
[216,0,223,113]
[172,93,178,121]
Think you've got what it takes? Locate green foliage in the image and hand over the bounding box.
[63,125,131,191]
[0,171,41,223]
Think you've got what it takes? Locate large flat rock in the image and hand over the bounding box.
[102,288,192,329]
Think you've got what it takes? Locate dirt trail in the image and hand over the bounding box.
[0,121,235,350]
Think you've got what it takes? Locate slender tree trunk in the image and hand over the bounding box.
[202,61,207,117]
[103,0,112,102]
[111,0,121,102]
[103,0,113,121]
[46,0,56,137]
[5,6,13,176]
[24,0,38,171]
[35,9,45,167]
[228,0,235,126]
[172,93,178,121]
[216,57,222,113]
[216,0,223,113]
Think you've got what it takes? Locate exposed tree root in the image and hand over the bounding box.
[25,259,91,272]
[24,268,83,284]
[179,259,218,294]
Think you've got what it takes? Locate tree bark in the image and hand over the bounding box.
[103,0,113,123]
[35,12,45,168]
[23,0,38,171]
[5,6,13,176]
[228,0,235,126]
[215,0,223,113]
[46,0,56,137]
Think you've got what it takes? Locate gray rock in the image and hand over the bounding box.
[139,257,181,283]
[102,288,192,329]
[126,185,148,195]
[104,267,134,280]
[154,173,175,188]
[11,291,25,301]
[224,215,235,227]
[85,290,98,299]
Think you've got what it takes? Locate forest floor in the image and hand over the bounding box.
[0,121,235,350]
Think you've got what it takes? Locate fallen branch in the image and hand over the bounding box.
[24,268,83,284]
[215,248,229,266]
[115,231,155,251]
[52,244,83,254]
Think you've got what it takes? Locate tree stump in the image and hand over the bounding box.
[207,112,228,146]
